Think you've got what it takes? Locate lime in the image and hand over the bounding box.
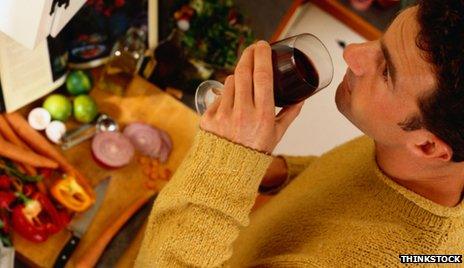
[66,70,92,95]
[43,94,72,122]
[73,95,99,123]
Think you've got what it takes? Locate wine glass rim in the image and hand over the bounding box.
[289,33,334,89]
[195,80,224,114]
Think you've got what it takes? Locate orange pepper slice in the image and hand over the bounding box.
[51,175,93,212]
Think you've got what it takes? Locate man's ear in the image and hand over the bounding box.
[407,132,453,161]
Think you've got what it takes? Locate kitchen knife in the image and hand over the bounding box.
[53,177,111,268]
[75,192,155,268]
[97,195,157,267]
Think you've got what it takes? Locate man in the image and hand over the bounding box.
[136,1,464,266]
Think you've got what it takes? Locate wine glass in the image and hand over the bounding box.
[195,33,334,115]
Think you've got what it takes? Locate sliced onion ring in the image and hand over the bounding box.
[123,123,163,158]
[158,130,172,163]
[92,132,134,168]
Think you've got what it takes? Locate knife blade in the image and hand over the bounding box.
[75,192,155,268]
[97,195,157,267]
[53,177,111,268]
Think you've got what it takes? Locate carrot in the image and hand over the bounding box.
[144,180,157,190]
[0,115,38,176]
[0,115,29,148]
[0,115,47,193]
[36,182,47,194]
[16,163,26,173]
[17,161,47,193]
[4,113,95,200]
[0,136,58,168]
[75,192,154,268]
[23,164,37,176]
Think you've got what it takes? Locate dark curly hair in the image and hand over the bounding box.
[403,0,464,162]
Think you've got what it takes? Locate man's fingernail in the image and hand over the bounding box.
[245,44,255,51]
[257,40,269,46]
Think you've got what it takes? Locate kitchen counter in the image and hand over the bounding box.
[14,77,200,267]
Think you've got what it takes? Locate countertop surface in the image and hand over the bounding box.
[14,77,199,267]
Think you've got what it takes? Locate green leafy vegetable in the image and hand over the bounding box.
[0,220,11,247]
[0,234,12,247]
[0,159,43,183]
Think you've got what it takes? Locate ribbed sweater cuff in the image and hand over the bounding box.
[173,129,273,224]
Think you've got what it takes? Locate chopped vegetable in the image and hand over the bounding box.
[45,121,66,144]
[12,192,66,243]
[123,123,173,162]
[158,130,173,163]
[0,136,58,169]
[138,156,172,182]
[51,175,93,212]
[27,108,51,131]
[0,114,38,176]
[0,192,15,209]
[12,203,47,242]
[4,113,95,201]
[0,175,11,190]
[123,123,163,158]
[22,184,37,197]
[92,131,134,168]
[0,159,43,183]
[0,115,30,151]
[0,215,12,247]
[0,216,10,236]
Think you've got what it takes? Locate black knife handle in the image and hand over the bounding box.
[54,235,81,268]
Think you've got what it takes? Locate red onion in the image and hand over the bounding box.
[92,132,134,168]
[158,130,172,163]
[123,123,163,158]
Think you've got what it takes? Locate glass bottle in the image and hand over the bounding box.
[98,27,147,95]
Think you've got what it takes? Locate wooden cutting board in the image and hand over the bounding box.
[13,76,200,267]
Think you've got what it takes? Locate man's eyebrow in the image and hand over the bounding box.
[380,39,398,88]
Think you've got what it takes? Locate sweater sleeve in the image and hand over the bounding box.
[134,130,273,267]
[280,155,318,180]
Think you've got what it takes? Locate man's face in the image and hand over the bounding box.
[335,7,436,147]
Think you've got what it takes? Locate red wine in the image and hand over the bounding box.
[272,45,320,107]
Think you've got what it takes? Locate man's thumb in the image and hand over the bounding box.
[275,101,304,136]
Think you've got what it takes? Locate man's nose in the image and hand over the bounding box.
[343,41,377,77]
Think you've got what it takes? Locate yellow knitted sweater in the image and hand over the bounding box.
[135,130,464,267]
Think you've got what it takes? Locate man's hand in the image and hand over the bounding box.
[200,41,304,154]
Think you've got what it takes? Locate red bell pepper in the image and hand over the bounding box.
[0,192,15,210]
[39,168,53,181]
[12,196,47,242]
[12,192,67,242]
[34,192,67,234]
[23,184,37,197]
[0,175,11,191]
